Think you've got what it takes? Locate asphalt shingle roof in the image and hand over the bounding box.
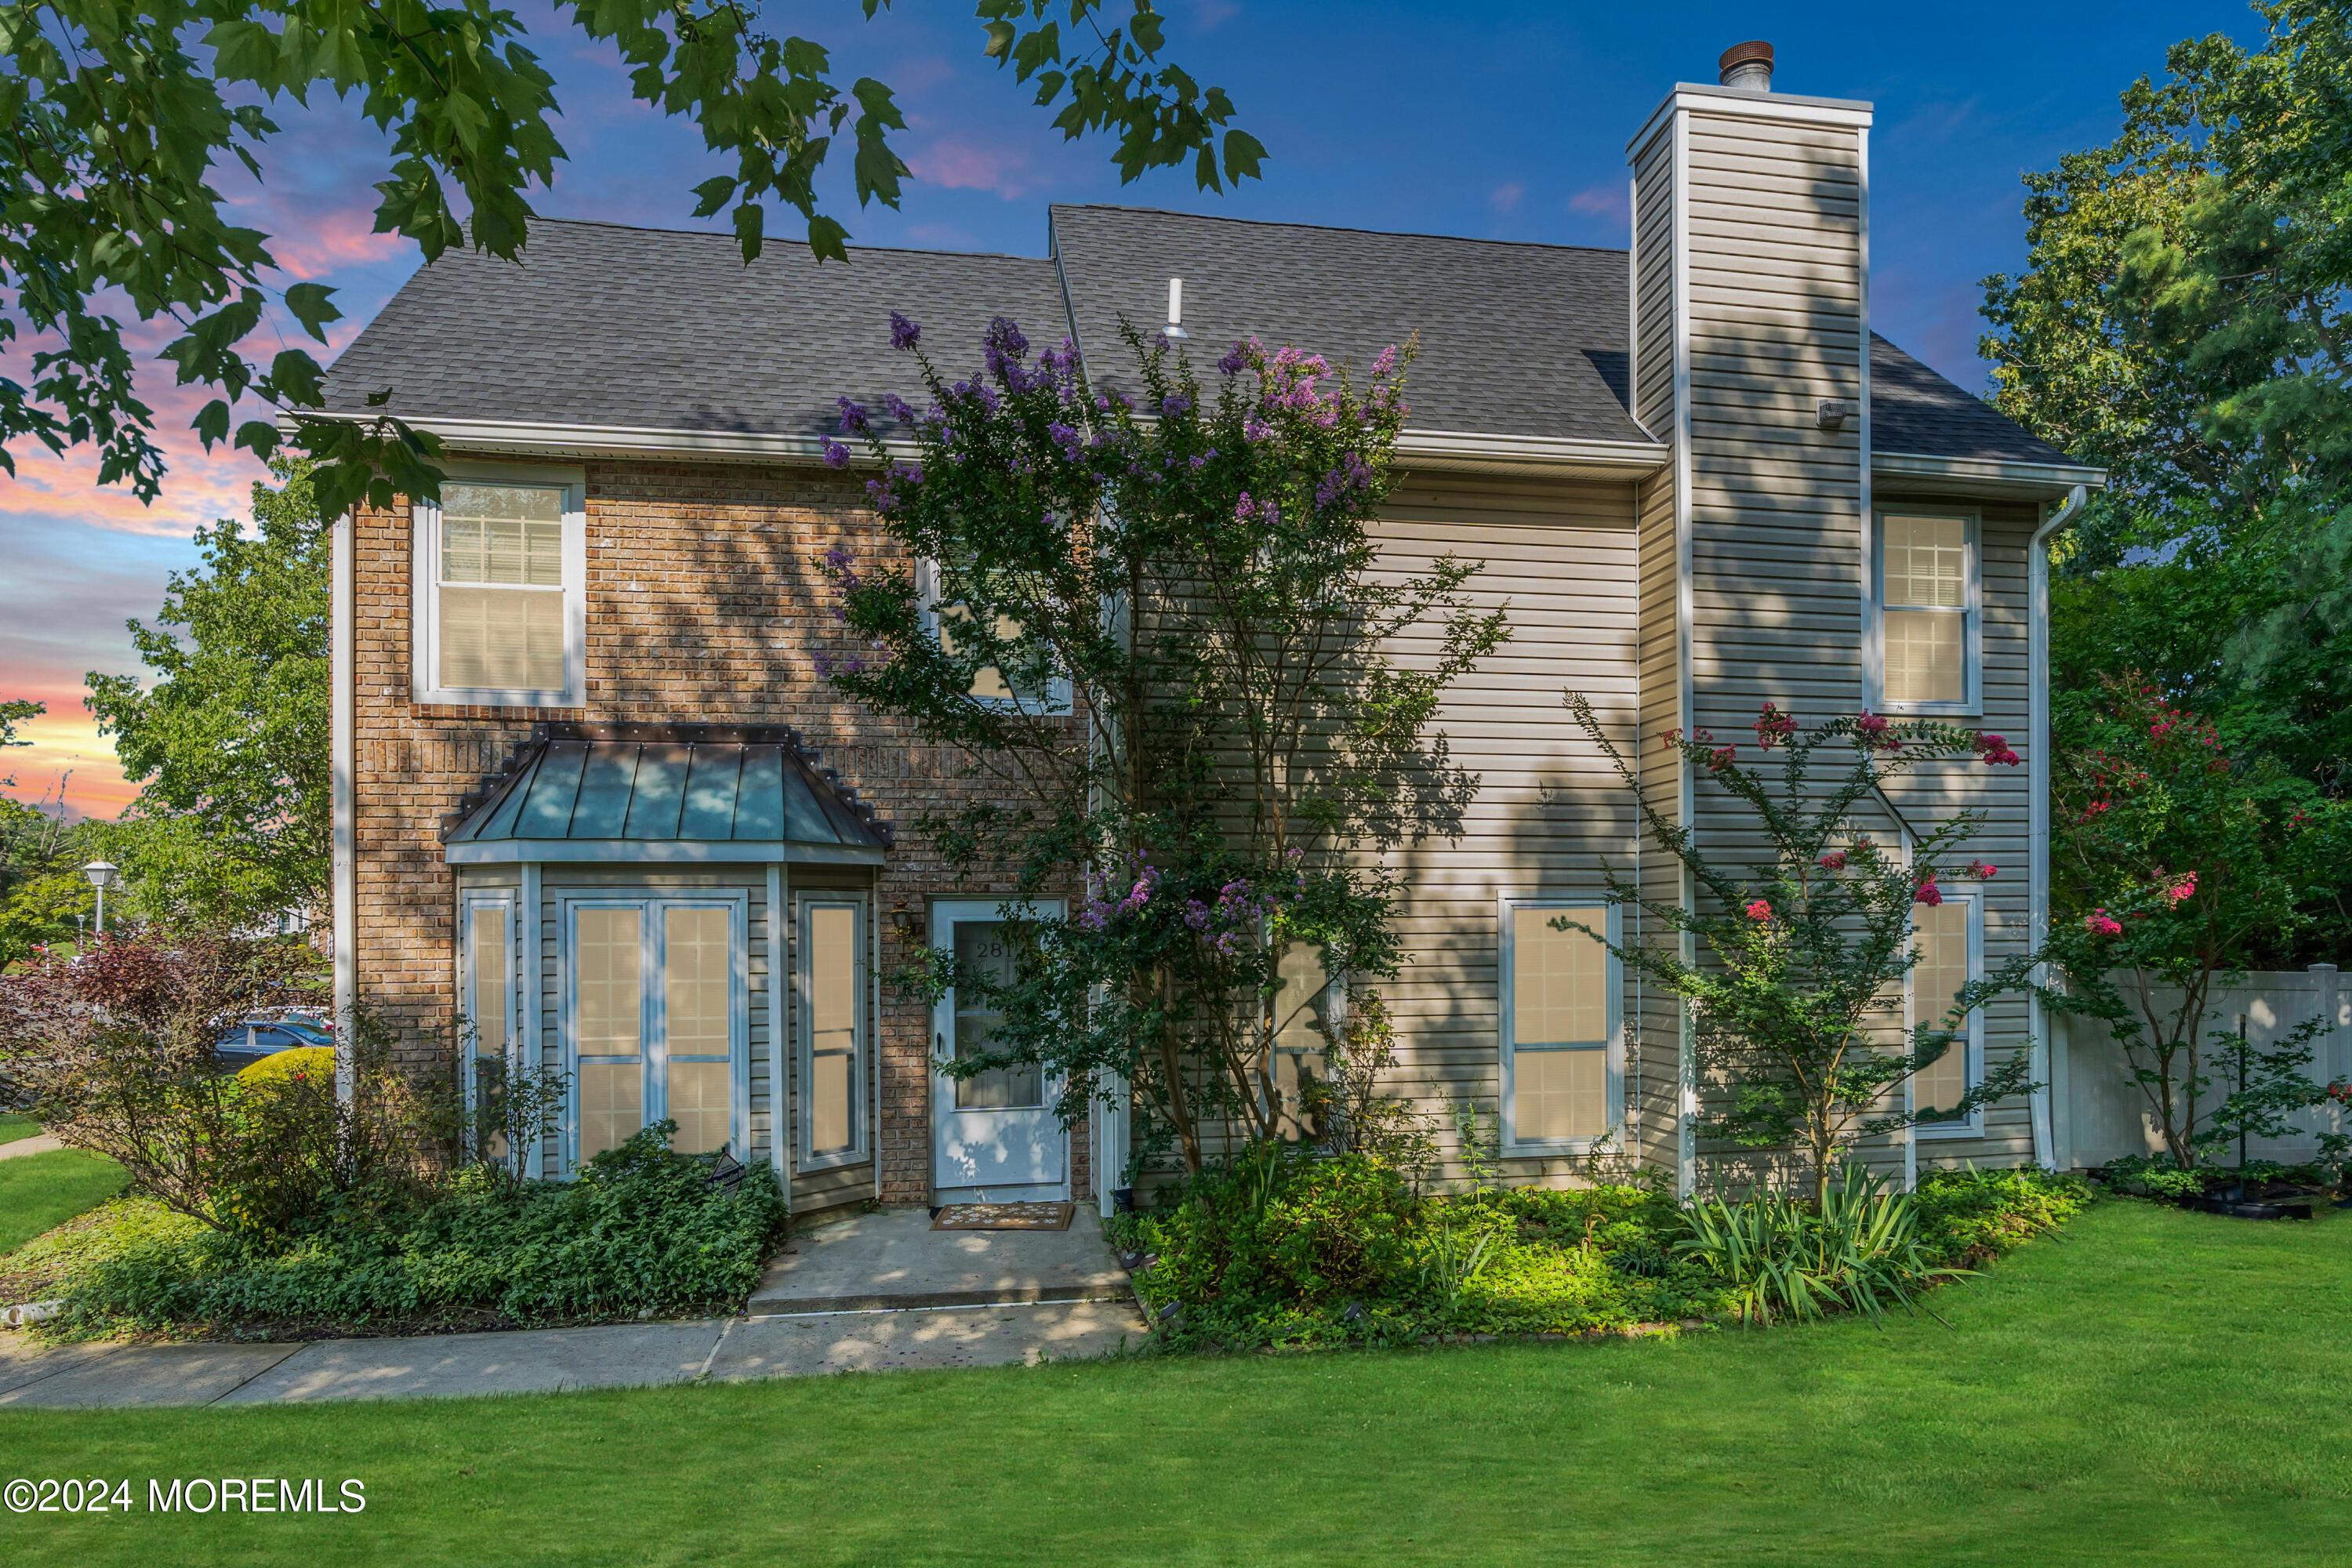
[321,219,1062,437]
[322,209,2074,468]
[1871,333,2071,466]
[1048,205,1650,444]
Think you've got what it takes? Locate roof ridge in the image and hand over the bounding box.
[1047,202,1630,259]
[509,214,1045,264]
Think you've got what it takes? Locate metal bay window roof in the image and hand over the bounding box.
[443,723,892,866]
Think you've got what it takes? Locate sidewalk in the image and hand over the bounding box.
[0,1297,1147,1409]
[0,1131,67,1161]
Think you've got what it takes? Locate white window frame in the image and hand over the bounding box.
[459,888,520,1154]
[1910,885,1984,1140]
[797,895,870,1172]
[412,460,587,708]
[916,557,1073,715]
[558,891,749,1175]
[1868,506,1981,717]
[1497,893,1624,1156]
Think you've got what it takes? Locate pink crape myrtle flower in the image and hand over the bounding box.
[2163,870,2198,905]
[2085,909,2123,937]
[1744,898,1772,921]
[1964,859,1998,880]
[1914,878,1944,906]
[1817,851,1847,871]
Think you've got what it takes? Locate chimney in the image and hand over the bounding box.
[1717,40,1773,93]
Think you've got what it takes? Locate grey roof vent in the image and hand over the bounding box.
[1718,40,1773,93]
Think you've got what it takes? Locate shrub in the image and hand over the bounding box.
[47,1124,788,1335]
[0,931,458,1243]
[1677,1167,1962,1327]
[237,1045,334,1086]
[1910,1166,2095,1265]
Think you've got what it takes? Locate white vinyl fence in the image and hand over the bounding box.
[2051,965,2350,1171]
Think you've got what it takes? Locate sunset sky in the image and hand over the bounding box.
[0,0,2260,818]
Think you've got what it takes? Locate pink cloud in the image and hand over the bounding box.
[1568,183,1628,221]
[268,207,408,282]
[1489,182,1525,214]
[908,137,1035,199]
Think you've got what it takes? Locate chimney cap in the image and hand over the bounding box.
[1718,39,1774,90]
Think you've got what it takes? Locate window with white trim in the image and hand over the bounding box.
[564,895,746,1170]
[1874,509,1979,712]
[799,898,867,1168]
[1499,898,1621,1151]
[460,890,517,1160]
[1911,888,1982,1137]
[916,558,1072,713]
[415,471,586,706]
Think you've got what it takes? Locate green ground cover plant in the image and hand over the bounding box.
[1106,1149,2089,1348]
[0,1148,128,1254]
[13,1126,786,1338]
[0,1200,2341,1568]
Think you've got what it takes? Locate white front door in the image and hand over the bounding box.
[931,899,1068,1202]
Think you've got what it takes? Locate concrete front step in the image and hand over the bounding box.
[750,1204,1132,1314]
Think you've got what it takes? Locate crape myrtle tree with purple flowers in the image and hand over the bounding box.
[1559,693,2042,1208]
[822,314,1508,1176]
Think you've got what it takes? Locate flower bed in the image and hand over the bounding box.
[1106,1153,2092,1351]
[5,1129,788,1340]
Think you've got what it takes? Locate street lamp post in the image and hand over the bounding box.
[80,860,118,942]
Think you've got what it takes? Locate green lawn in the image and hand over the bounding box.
[2,1200,2347,1566]
[0,1149,130,1254]
[0,1111,41,1145]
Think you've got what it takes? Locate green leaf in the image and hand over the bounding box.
[234,420,281,457]
[194,399,231,449]
[1222,129,1267,183]
[282,282,341,343]
[691,176,738,218]
[734,201,765,263]
[267,350,327,408]
[805,214,851,263]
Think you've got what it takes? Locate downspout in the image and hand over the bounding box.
[332,503,358,1105]
[2027,485,2088,1170]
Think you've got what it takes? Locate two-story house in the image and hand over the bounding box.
[321,42,2103,1217]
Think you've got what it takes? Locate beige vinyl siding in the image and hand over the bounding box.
[1372,474,1640,1185]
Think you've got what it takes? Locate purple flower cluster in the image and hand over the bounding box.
[1216,342,1250,376]
[890,312,921,351]
[1161,394,1192,419]
[837,396,870,435]
[1314,450,1374,508]
[822,440,850,469]
[882,392,918,425]
[864,461,922,512]
[1078,858,1163,932]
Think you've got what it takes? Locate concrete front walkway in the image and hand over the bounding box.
[0,1131,67,1160]
[0,1298,1147,1408]
[751,1204,1131,1312]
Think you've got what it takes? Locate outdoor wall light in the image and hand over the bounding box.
[889,905,920,939]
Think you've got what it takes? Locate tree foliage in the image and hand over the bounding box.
[1987,1,2352,953]
[2043,677,2348,1167]
[1563,697,2037,1208]
[85,458,330,933]
[823,316,1504,1174]
[0,0,1261,517]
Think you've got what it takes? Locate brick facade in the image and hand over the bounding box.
[353,456,1083,1206]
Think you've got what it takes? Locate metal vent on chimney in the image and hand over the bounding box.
[1719,40,1773,93]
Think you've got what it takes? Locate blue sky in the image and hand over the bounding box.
[0,0,2269,814]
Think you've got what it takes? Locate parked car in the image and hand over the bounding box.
[210,1018,331,1074]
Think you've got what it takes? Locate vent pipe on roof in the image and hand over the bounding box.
[1164,277,1188,339]
[1718,40,1773,92]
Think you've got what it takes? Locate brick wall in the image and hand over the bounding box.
[353,456,1067,1204]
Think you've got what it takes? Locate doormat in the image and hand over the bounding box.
[931,1202,1075,1232]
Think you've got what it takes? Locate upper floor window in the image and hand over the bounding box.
[1874,510,1979,713]
[917,557,1071,713]
[415,467,586,707]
